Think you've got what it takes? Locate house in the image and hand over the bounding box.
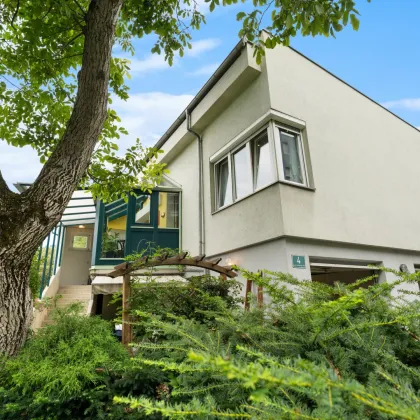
[22,34,420,326]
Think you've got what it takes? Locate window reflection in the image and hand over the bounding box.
[233,145,253,200]
[102,199,127,258]
[158,192,179,228]
[135,195,151,224]
[279,130,304,184]
[216,157,232,208]
[253,133,272,190]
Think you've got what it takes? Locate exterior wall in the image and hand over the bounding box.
[163,139,200,254]
[160,41,420,277]
[264,46,420,251]
[60,225,94,285]
[212,237,420,299]
[201,61,274,255]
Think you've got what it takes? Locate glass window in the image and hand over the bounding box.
[73,235,88,249]
[278,129,305,184]
[215,157,232,208]
[135,195,151,224]
[158,192,179,228]
[102,199,127,258]
[252,133,272,190]
[233,145,253,200]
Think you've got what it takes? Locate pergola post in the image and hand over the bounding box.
[244,279,252,311]
[122,273,132,345]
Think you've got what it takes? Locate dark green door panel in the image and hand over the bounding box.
[94,191,180,266]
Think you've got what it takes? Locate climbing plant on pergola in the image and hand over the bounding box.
[108,252,237,344]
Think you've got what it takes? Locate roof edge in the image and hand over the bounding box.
[153,38,248,152]
[288,45,420,134]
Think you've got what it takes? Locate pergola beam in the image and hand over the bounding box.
[108,253,237,279]
[108,253,237,346]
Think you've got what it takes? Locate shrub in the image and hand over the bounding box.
[116,268,420,419]
[0,304,130,419]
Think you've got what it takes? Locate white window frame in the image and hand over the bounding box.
[252,128,277,192]
[214,155,233,211]
[273,123,308,187]
[71,233,91,251]
[212,120,309,212]
[232,142,253,201]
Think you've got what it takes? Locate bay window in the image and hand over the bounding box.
[213,121,309,211]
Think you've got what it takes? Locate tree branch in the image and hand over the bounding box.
[26,0,123,227]
[0,170,11,195]
[73,0,87,16]
[10,0,20,30]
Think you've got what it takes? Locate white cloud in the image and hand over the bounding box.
[123,54,174,74]
[110,91,194,149]
[188,62,220,76]
[0,142,42,190]
[186,38,221,57]
[117,38,221,74]
[0,92,193,188]
[382,98,420,111]
[194,0,210,14]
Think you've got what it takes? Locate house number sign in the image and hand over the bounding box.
[292,255,306,269]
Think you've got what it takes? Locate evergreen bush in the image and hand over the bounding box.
[0,304,131,419]
[2,267,420,419]
[115,268,420,419]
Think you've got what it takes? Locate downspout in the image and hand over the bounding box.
[186,110,205,256]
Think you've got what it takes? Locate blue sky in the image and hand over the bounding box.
[2,0,419,188]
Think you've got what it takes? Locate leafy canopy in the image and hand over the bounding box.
[0,0,367,200]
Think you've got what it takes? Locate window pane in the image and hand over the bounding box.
[73,235,88,249]
[158,192,179,228]
[279,130,304,184]
[102,199,127,258]
[233,145,252,199]
[253,133,272,189]
[135,195,151,224]
[216,158,232,208]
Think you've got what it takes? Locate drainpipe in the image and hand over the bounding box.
[186,110,205,256]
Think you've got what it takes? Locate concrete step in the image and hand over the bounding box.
[57,294,92,300]
[55,300,90,307]
[58,286,92,292]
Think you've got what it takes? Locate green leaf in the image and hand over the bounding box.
[236,11,246,21]
[350,14,360,30]
[286,14,293,29]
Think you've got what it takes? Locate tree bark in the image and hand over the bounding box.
[0,0,122,355]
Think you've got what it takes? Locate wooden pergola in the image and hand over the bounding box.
[107,252,237,345]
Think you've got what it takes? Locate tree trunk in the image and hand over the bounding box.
[0,257,32,355]
[0,0,123,355]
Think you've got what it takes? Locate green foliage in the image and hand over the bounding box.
[7,260,419,419]
[102,229,120,256]
[0,0,368,200]
[0,305,129,419]
[115,268,420,419]
[236,0,370,62]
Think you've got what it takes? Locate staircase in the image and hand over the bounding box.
[42,285,93,326]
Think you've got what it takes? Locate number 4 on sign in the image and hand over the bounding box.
[292,255,306,269]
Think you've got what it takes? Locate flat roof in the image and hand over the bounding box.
[14,183,96,226]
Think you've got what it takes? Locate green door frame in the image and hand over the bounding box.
[93,191,180,266]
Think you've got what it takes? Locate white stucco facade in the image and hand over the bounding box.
[157,38,420,290]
